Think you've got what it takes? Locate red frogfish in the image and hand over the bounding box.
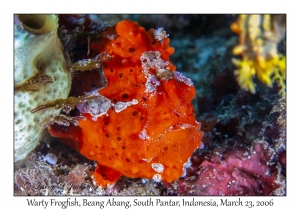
[49,20,203,187]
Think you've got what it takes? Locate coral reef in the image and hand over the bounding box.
[14,138,162,196]
[49,20,202,187]
[14,14,286,196]
[164,133,285,195]
[14,15,71,161]
[231,15,286,95]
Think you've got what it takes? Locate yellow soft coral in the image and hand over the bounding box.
[231,14,286,96]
